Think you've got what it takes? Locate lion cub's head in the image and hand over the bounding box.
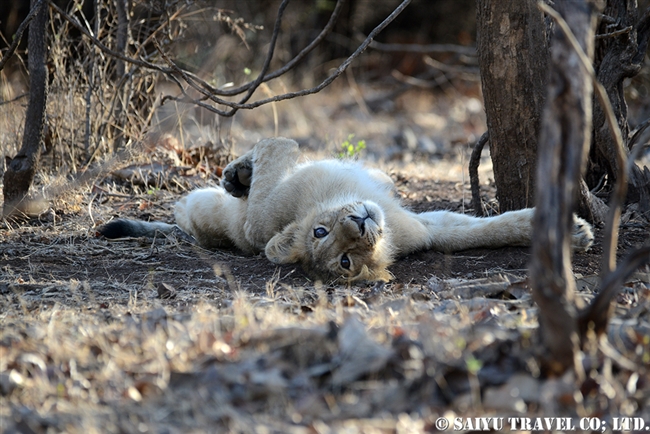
[265,201,394,282]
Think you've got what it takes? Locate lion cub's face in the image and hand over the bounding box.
[265,201,394,282]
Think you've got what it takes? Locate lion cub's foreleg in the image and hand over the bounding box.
[220,138,301,250]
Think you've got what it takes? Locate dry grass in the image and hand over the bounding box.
[1,246,649,432]
[1,142,649,431]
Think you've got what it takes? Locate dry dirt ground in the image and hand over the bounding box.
[1,87,649,432]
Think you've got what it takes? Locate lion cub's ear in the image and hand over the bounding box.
[265,222,303,264]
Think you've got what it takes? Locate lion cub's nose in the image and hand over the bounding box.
[349,215,368,235]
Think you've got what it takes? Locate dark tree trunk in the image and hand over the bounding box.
[115,0,128,80]
[111,0,129,152]
[476,0,548,211]
[586,2,650,217]
[530,0,599,375]
[2,0,48,218]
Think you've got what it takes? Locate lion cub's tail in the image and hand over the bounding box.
[97,219,191,242]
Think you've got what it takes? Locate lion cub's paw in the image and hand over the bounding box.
[571,215,594,252]
[222,155,253,198]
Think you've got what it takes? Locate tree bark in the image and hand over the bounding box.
[111,0,129,152]
[476,0,548,211]
[586,2,650,217]
[530,0,599,375]
[2,0,48,218]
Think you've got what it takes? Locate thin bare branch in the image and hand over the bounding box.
[0,0,46,72]
[423,56,480,80]
[47,0,171,73]
[369,40,476,56]
[0,93,29,106]
[215,0,347,97]
[629,117,650,148]
[137,0,344,98]
[229,0,412,111]
[582,143,650,332]
[162,0,413,117]
[232,0,290,106]
[595,25,633,39]
[47,0,411,117]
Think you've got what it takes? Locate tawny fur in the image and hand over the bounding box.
[99,138,594,282]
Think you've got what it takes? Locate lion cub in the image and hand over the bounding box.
[99,137,594,282]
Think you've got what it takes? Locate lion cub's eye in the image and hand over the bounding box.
[340,254,351,270]
[313,227,329,238]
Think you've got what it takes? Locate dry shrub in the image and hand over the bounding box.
[1,0,271,189]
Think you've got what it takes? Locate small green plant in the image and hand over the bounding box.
[465,355,483,375]
[337,134,366,159]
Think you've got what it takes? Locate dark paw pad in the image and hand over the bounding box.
[222,164,252,198]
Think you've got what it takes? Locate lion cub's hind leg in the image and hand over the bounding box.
[222,152,253,198]
[174,187,254,253]
[221,138,301,200]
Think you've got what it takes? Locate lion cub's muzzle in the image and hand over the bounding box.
[345,203,384,244]
[349,214,368,235]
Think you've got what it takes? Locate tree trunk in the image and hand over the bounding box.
[476,0,548,211]
[2,0,48,218]
[111,0,129,152]
[586,2,650,217]
[530,0,599,375]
